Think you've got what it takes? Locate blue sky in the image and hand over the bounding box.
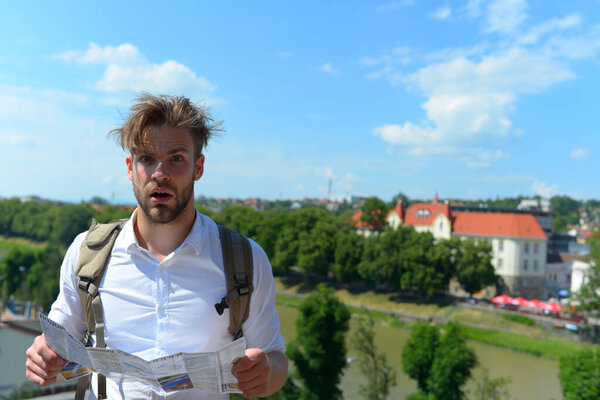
[1,0,599,204]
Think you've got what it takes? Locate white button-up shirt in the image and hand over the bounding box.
[49,210,285,399]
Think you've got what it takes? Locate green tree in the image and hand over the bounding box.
[360,197,389,232]
[297,218,337,277]
[351,312,397,400]
[551,195,581,226]
[455,239,498,296]
[287,284,350,400]
[559,347,600,400]
[402,322,440,392]
[272,225,297,273]
[391,192,410,207]
[358,227,454,295]
[469,368,513,400]
[427,323,477,400]
[25,245,64,311]
[50,204,93,245]
[574,231,600,313]
[333,231,364,283]
[0,247,36,302]
[403,323,477,400]
[212,205,265,240]
[553,215,569,232]
[271,208,329,273]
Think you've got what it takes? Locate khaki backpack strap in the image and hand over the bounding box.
[216,225,254,340]
[74,218,127,400]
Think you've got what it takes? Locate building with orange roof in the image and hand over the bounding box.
[350,196,549,298]
[451,212,548,299]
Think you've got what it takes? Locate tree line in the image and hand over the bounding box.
[1,197,499,311]
[210,202,499,297]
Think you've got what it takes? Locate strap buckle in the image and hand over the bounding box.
[78,277,92,292]
[215,298,229,315]
[234,273,250,296]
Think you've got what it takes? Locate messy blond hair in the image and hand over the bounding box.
[109,94,222,159]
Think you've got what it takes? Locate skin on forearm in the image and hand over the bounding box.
[264,350,288,396]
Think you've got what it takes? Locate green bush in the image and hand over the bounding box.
[500,313,534,326]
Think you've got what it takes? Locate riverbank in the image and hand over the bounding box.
[274,276,592,360]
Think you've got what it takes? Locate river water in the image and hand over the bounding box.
[1,305,562,399]
[277,304,562,400]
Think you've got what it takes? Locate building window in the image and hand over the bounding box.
[417,209,430,218]
[534,243,539,254]
[439,221,443,230]
[497,258,503,269]
[566,274,571,283]
[524,260,528,271]
[524,243,529,253]
[523,277,528,288]
[498,240,504,251]
[532,278,538,288]
[533,260,538,271]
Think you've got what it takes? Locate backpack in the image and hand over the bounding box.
[73,219,253,400]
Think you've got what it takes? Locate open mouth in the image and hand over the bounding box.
[150,188,173,202]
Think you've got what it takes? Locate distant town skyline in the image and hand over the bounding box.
[1,1,598,204]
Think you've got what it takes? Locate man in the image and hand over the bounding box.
[25,94,288,399]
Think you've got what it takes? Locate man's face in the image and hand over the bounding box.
[126,126,204,224]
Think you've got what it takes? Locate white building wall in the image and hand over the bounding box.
[571,260,591,294]
[413,225,434,235]
[432,215,452,240]
[387,214,402,230]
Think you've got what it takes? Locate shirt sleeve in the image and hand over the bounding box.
[47,231,88,341]
[241,239,286,353]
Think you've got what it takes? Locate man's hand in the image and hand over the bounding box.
[25,335,68,386]
[232,348,271,398]
[232,348,288,399]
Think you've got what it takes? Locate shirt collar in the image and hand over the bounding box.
[181,210,205,255]
[121,208,205,256]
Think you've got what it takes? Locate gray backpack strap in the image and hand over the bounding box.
[74,218,127,400]
[215,225,254,340]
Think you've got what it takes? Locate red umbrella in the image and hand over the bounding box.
[491,294,513,304]
[511,297,528,306]
[525,299,543,309]
[542,302,563,313]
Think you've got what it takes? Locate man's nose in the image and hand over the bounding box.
[151,161,170,182]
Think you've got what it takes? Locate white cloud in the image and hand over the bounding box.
[462,149,510,168]
[371,48,573,157]
[318,62,341,75]
[58,42,217,98]
[532,180,558,198]
[570,147,590,160]
[484,0,529,35]
[365,1,600,168]
[0,133,35,146]
[58,43,142,65]
[311,166,335,179]
[429,6,451,20]
[518,13,582,45]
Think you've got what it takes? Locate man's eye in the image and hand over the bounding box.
[140,156,153,163]
[172,155,184,162]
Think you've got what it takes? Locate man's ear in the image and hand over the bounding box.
[126,155,133,181]
[194,155,205,181]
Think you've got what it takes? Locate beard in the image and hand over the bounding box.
[133,178,194,224]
